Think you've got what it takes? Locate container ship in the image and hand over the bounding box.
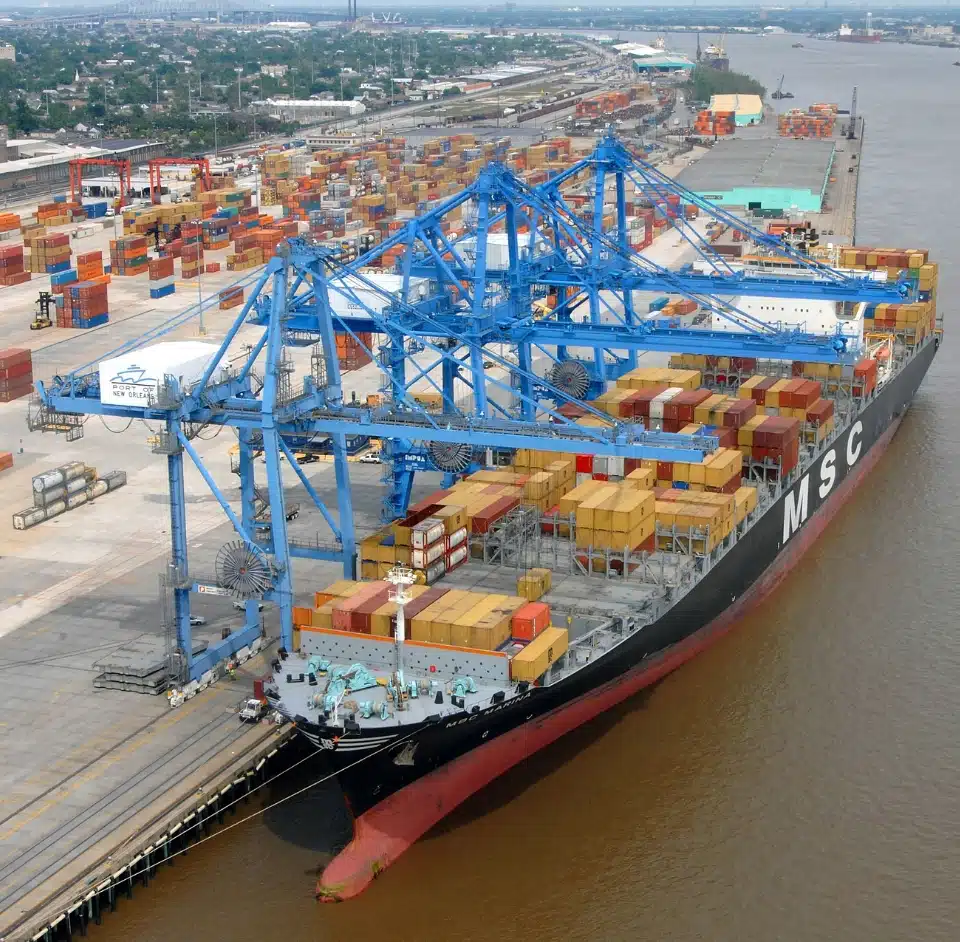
[837,20,882,43]
[268,247,940,900]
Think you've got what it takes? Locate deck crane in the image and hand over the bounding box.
[148,157,213,204]
[31,134,908,683]
[68,157,132,209]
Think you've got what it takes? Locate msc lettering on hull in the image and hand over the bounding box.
[783,421,863,544]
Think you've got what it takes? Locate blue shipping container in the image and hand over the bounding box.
[51,269,78,286]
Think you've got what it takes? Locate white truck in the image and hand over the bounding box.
[239,698,266,722]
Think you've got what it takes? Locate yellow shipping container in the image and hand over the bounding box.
[510,627,569,682]
[624,467,656,489]
[576,486,619,528]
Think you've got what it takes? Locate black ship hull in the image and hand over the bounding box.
[309,338,937,898]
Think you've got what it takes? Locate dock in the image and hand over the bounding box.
[0,114,869,937]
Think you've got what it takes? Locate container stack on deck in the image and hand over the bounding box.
[843,248,939,347]
[296,579,568,683]
[0,347,33,403]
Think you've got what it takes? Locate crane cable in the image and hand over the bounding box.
[28,722,420,927]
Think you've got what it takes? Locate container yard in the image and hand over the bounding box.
[0,106,941,938]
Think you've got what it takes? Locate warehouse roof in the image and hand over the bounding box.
[709,93,763,116]
[675,137,835,194]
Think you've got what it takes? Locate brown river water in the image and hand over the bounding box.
[92,32,960,942]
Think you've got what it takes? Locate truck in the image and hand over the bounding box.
[239,697,266,722]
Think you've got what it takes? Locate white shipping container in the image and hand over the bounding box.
[608,457,625,478]
[649,387,683,421]
[446,545,468,570]
[446,527,467,550]
[412,542,445,569]
[34,486,66,507]
[33,461,85,493]
[12,507,45,530]
[86,480,109,500]
[411,518,445,549]
[99,342,228,407]
[326,272,428,321]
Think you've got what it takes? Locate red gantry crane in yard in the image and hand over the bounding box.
[148,157,213,204]
[68,157,132,209]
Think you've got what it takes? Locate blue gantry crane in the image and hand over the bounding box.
[32,134,908,682]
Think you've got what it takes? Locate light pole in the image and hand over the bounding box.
[235,66,243,110]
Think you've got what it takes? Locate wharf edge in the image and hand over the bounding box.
[3,722,293,942]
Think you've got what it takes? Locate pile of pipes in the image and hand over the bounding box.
[12,462,127,530]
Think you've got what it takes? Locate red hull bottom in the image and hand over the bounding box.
[318,417,903,901]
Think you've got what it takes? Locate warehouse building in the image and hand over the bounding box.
[708,93,764,127]
[675,137,836,213]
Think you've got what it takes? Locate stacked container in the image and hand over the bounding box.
[13,466,126,529]
[0,347,33,402]
[202,217,230,250]
[148,256,176,299]
[335,331,373,372]
[0,244,31,286]
[218,286,244,310]
[76,251,105,282]
[29,234,72,274]
[181,243,204,280]
[109,236,149,276]
[64,281,109,328]
[0,211,21,242]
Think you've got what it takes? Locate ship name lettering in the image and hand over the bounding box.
[782,475,810,543]
[819,449,837,499]
[443,691,531,727]
[846,421,863,467]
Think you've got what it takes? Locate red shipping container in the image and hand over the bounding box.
[0,347,31,372]
[403,588,449,622]
[715,427,739,448]
[470,495,520,534]
[721,399,757,429]
[575,454,594,474]
[557,401,589,420]
[512,602,550,641]
[0,360,33,381]
[854,358,878,379]
[656,461,673,481]
[778,379,804,409]
[407,493,451,515]
[0,381,33,402]
[748,376,775,405]
[628,386,669,418]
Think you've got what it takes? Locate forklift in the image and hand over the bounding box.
[31,292,55,330]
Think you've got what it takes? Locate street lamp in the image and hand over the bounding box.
[235,66,243,110]
[211,112,219,157]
